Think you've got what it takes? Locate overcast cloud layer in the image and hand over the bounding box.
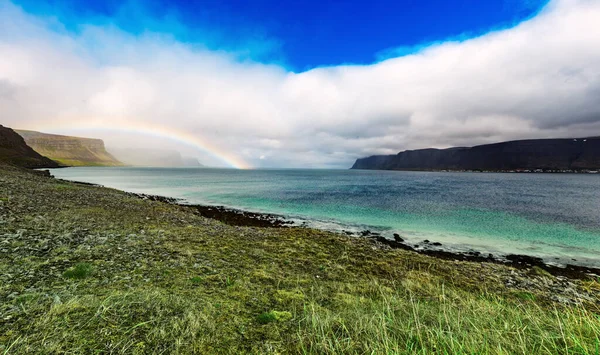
[1,0,600,168]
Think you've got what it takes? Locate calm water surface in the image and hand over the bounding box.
[51,168,600,267]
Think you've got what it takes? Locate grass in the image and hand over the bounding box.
[257,310,293,324]
[52,158,123,167]
[62,263,94,279]
[3,280,599,354]
[297,282,600,354]
[0,164,599,354]
[190,276,203,285]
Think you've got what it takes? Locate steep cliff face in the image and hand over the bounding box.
[0,125,59,168]
[16,130,122,167]
[352,138,600,171]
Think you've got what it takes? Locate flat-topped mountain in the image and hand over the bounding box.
[108,148,205,167]
[352,138,600,171]
[16,130,122,167]
[0,125,59,168]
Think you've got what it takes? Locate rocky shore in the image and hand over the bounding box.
[103,186,600,305]
[116,190,600,281]
[357,231,600,280]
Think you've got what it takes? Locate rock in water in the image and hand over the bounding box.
[393,233,404,242]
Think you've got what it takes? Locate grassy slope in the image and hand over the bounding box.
[24,146,122,167]
[0,164,599,354]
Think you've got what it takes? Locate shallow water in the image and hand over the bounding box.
[51,167,600,267]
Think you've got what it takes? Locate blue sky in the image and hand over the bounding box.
[13,0,548,70]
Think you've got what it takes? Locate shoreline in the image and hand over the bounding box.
[117,188,600,280]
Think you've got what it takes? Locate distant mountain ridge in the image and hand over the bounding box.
[0,125,59,168]
[16,130,122,167]
[351,138,600,171]
[108,148,205,167]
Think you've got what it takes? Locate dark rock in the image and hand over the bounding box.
[31,169,53,178]
[423,240,430,244]
[189,205,291,228]
[61,179,101,187]
[393,233,404,242]
[431,242,442,246]
[124,192,180,203]
[370,236,415,252]
[506,254,544,266]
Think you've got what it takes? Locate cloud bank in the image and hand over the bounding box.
[1,0,600,168]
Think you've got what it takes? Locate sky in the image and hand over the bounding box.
[9,0,548,70]
[1,0,600,168]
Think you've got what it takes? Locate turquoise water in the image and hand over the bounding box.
[50,167,600,267]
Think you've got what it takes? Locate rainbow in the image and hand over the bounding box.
[28,120,252,169]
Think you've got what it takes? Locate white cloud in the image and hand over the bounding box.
[1,0,600,168]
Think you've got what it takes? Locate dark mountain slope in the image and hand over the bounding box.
[352,138,600,171]
[0,125,60,168]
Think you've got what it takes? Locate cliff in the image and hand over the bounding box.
[109,148,204,167]
[352,138,600,171]
[0,125,60,168]
[16,130,123,167]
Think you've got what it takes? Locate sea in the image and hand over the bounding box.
[50,167,600,268]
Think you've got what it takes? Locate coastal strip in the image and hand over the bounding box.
[119,188,600,280]
[2,164,599,353]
